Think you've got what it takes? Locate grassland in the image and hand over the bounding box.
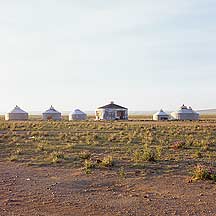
[0,115,216,177]
[1,115,216,215]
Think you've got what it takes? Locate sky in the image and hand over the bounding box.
[0,0,216,112]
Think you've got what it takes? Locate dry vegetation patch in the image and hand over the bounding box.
[0,116,216,180]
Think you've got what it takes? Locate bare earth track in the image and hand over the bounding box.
[0,162,216,216]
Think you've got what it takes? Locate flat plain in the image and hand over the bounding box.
[0,115,216,216]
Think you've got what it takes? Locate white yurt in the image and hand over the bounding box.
[69,109,87,121]
[153,109,169,121]
[42,106,61,121]
[5,105,28,121]
[171,105,199,121]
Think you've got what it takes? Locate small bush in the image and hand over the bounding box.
[156,145,163,159]
[37,143,45,151]
[84,160,95,174]
[66,143,75,150]
[101,156,114,167]
[49,151,65,163]
[79,151,91,160]
[201,143,210,151]
[9,155,18,162]
[193,150,202,159]
[15,148,22,155]
[133,150,141,163]
[143,144,156,162]
[142,148,156,162]
[84,159,94,169]
[192,164,216,181]
[119,167,126,178]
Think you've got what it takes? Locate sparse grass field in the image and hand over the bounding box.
[1,115,216,172]
[1,115,216,215]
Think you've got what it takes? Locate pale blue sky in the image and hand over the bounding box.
[0,0,216,112]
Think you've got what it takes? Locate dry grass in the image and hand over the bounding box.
[0,114,216,179]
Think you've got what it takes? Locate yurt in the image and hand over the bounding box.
[42,106,61,121]
[153,109,169,121]
[96,101,128,120]
[171,105,199,121]
[5,105,28,121]
[69,109,87,121]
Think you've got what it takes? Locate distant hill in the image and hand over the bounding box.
[197,109,216,114]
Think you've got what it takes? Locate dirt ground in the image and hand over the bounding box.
[0,162,216,216]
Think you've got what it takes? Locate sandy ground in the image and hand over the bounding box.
[0,162,216,216]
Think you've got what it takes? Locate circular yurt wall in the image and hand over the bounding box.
[69,109,87,121]
[5,113,28,121]
[42,113,61,121]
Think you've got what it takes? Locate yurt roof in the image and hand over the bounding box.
[154,109,169,116]
[71,109,86,115]
[8,105,28,114]
[43,106,61,114]
[175,105,198,114]
[181,104,188,109]
[98,101,127,110]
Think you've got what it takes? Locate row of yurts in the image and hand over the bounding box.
[4,102,199,121]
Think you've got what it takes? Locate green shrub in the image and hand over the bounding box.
[142,148,156,162]
[193,149,202,159]
[133,150,141,163]
[84,160,95,174]
[143,144,156,162]
[49,151,65,163]
[192,164,216,181]
[119,167,126,178]
[156,145,163,160]
[101,156,114,167]
[79,151,91,160]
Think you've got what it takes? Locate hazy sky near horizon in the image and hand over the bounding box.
[0,0,216,112]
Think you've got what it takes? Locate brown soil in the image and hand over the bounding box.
[0,162,216,216]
